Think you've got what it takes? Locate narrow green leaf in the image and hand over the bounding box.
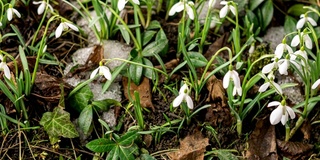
[142,58,155,80]
[129,57,143,85]
[86,138,116,153]
[142,30,157,46]
[118,25,131,45]
[92,99,121,111]
[142,38,168,57]
[249,0,264,10]
[78,105,93,136]
[146,20,161,30]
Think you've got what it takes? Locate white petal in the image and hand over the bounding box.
[220,1,228,5]
[13,8,21,18]
[169,2,184,16]
[229,6,236,16]
[236,87,242,96]
[281,112,288,125]
[278,60,288,75]
[38,2,45,15]
[0,22,2,27]
[132,0,140,5]
[179,83,189,94]
[262,62,275,74]
[258,82,270,92]
[65,22,79,32]
[48,4,54,12]
[222,71,231,88]
[285,44,293,54]
[33,1,42,4]
[173,94,184,107]
[304,34,312,49]
[312,79,320,89]
[1,63,11,80]
[99,66,112,80]
[268,101,281,107]
[185,95,194,109]
[186,5,194,20]
[231,70,241,88]
[7,8,13,21]
[291,35,300,47]
[296,18,305,29]
[219,5,228,18]
[117,0,126,11]
[286,106,296,119]
[270,106,282,125]
[90,67,99,79]
[307,17,317,26]
[275,44,284,58]
[55,23,64,38]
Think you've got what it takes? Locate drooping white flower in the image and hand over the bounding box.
[0,22,2,27]
[55,22,79,38]
[296,14,317,30]
[173,83,193,109]
[275,42,293,59]
[291,32,313,49]
[268,100,295,125]
[118,0,140,11]
[312,79,320,89]
[219,1,236,18]
[169,0,195,20]
[209,0,217,9]
[262,58,279,74]
[7,7,21,21]
[259,73,282,95]
[0,62,11,80]
[33,1,54,15]
[291,48,308,67]
[249,44,255,54]
[223,69,242,96]
[90,65,112,80]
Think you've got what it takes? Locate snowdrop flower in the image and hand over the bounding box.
[173,83,193,109]
[312,79,320,89]
[169,0,195,20]
[277,54,300,75]
[262,57,279,74]
[259,73,282,95]
[90,65,112,80]
[223,69,242,96]
[0,22,2,27]
[219,1,236,18]
[275,41,293,59]
[268,100,295,125]
[291,48,308,67]
[118,0,140,11]
[33,1,54,15]
[291,32,312,49]
[55,22,79,38]
[7,6,21,21]
[0,55,10,80]
[249,43,255,54]
[296,14,317,30]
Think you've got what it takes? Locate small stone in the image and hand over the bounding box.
[102,109,117,128]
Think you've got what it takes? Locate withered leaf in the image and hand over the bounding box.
[205,73,226,107]
[277,139,313,159]
[167,131,209,160]
[246,116,278,160]
[123,77,154,110]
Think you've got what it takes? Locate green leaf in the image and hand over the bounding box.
[119,145,135,160]
[187,52,208,68]
[78,105,93,136]
[106,147,120,160]
[146,20,161,30]
[118,25,130,45]
[260,0,273,31]
[142,58,155,80]
[68,85,93,112]
[246,10,259,31]
[129,57,143,85]
[214,150,238,160]
[249,0,264,10]
[142,38,168,57]
[86,138,116,152]
[92,99,121,111]
[140,154,156,160]
[287,4,308,17]
[142,30,157,46]
[284,16,297,41]
[118,130,139,145]
[40,107,79,144]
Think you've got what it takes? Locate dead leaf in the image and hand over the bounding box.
[167,131,209,160]
[300,119,311,140]
[86,45,104,65]
[277,139,313,160]
[123,77,154,110]
[246,116,278,160]
[205,73,226,106]
[155,58,180,70]
[204,33,229,60]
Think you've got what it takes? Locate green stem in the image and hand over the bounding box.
[285,124,290,141]
[134,4,142,50]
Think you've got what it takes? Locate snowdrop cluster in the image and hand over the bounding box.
[169,0,195,20]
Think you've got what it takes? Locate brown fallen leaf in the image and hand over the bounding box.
[167,131,209,160]
[277,139,313,160]
[205,73,226,106]
[204,33,230,61]
[123,77,154,110]
[246,116,278,160]
[300,119,311,140]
